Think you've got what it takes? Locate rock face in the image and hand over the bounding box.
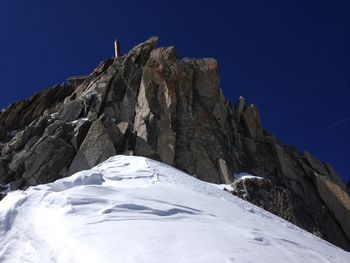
[0,37,349,251]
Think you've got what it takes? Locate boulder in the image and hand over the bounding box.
[231,177,300,223]
[68,119,116,175]
[71,119,92,150]
[58,99,84,121]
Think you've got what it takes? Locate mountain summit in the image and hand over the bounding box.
[0,37,349,251]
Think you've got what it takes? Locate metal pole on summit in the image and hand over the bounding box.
[114,40,121,58]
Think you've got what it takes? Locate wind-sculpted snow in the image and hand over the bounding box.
[0,156,349,263]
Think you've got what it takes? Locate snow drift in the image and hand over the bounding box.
[0,155,349,263]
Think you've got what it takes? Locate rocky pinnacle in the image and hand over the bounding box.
[0,37,349,251]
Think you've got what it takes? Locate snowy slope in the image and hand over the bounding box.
[0,156,349,263]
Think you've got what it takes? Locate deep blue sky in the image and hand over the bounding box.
[1,0,349,182]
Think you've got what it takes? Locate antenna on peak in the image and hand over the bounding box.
[114,39,121,57]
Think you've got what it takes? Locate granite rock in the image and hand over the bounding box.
[0,37,349,251]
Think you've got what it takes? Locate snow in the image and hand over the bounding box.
[0,155,349,263]
[70,118,89,125]
[211,183,234,192]
[234,172,263,181]
[49,112,58,119]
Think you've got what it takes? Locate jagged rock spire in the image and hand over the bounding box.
[0,37,350,251]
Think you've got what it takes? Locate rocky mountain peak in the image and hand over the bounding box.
[0,37,350,251]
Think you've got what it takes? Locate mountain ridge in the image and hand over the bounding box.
[0,37,349,251]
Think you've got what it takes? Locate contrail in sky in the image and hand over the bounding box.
[296,116,350,141]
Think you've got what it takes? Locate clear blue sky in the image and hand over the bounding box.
[1,0,349,182]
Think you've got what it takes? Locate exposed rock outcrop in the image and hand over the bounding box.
[68,118,116,175]
[0,37,349,251]
[0,84,74,131]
